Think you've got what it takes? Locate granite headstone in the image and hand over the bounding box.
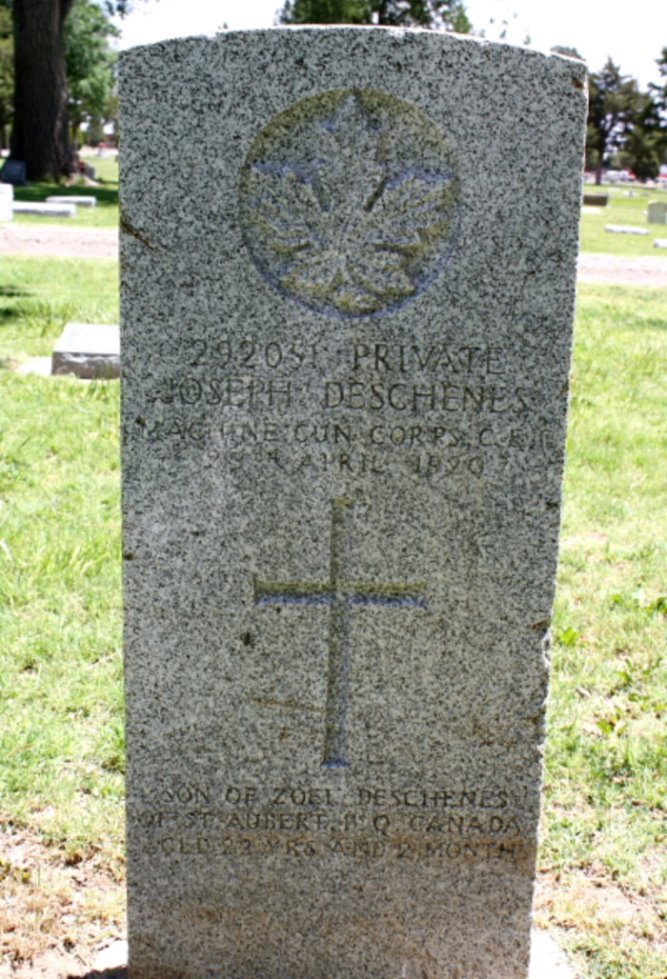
[647,200,667,224]
[120,28,587,979]
[0,159,26,186]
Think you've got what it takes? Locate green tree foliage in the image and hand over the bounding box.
[278,0,471,32]
[649,47,667,123]
[0,4,12,148]
[8,0,132,181]
[619,90,665,181]
[586,59,644,183]
[586,54,667,182]
[278,0,367,23]
[65,0,118,144]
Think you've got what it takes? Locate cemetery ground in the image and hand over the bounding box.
[0,177,665,978]
[8,157,120,231]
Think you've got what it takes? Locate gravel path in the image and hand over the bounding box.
[577,252,667,287]
[1,224,666,286]
[0,224,118,259]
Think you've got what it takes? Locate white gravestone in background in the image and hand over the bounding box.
[120,28,587,979]
[0,182,13,221]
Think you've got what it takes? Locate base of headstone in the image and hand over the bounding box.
[529,929,578,978]
[52,322,120,379]
[91,939,129,973]
[654,238,667,249]
[84,930,575,978]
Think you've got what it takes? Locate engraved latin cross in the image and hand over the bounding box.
[254,498,427,768]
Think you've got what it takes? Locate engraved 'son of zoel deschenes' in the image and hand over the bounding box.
[239,89,459,317]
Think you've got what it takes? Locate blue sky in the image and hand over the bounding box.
[116,0,665,88]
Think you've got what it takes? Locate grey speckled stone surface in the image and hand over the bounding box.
[120,28,586,979]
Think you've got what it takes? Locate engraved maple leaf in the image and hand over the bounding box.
[245,95,456,315]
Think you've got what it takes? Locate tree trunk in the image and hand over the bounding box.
[11,0,75,181]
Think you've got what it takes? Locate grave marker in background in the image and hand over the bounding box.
[120,28,587,978]
[13,201,76,217]
[0,183,12,222]
[52,322,120,379]
[0,159,26,186]
[47,194,98,208]
[647,200,667,224]
[583,192,608,206]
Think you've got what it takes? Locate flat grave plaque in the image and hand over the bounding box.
[52,322,120,378]
[13,201,76,217]
[47,194,98,207]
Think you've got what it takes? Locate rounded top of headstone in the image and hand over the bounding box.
[239,88,459,318]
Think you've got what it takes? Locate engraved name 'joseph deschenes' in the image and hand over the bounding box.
[239,89,459,317]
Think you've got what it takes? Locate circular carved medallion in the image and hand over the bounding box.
[239,89,459,317]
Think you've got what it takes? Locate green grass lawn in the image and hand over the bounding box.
[0,254,664,977]
[580,183,667,256]
[540,284,666,979]
[0,257,119,366]
[0,257,121,859]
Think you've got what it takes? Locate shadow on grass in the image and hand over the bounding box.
[0,284,32,325]
[0,308,22,324]
[14,181,118,209]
